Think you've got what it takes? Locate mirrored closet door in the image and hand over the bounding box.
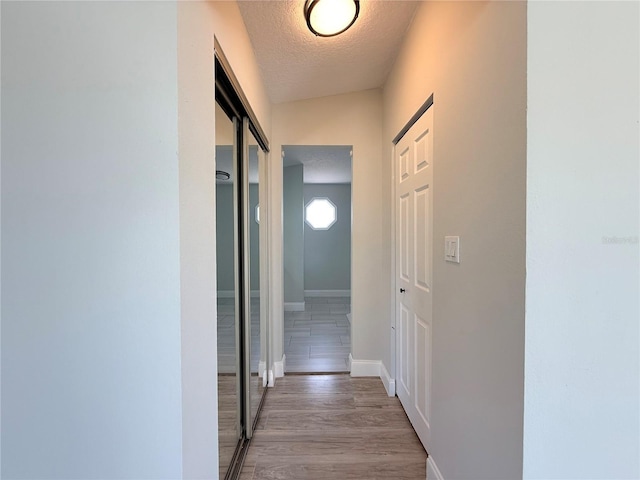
[215,101,241,479]
[245,126,266,432]
[215,52,269,480]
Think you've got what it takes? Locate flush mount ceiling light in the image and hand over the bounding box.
[304,0,360,37]
[216,170,230,180]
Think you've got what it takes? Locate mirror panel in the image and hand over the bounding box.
[247,128,264,431]
[215,63,269,476]
[215,101,240,479]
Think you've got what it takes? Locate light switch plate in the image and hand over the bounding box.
[445,236,460,263]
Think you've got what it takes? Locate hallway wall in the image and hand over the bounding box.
[1,1,273,478]
[383,2,527,479]
[271,90,384,367]
[178,1,272,477]
[2,2,183,477]
[524,2,639,478]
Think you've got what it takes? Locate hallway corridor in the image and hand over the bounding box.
[239,375,427,480]
[284,297,351,373]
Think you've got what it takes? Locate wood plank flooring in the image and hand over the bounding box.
[218,296,265,479]
[218,374,239,479]
[285,297,351,373]
[240,375,427,480]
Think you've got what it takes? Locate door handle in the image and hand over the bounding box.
[400,288,406,293]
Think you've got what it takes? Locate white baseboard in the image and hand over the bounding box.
[350,357,396,397]
[427,456,444,480]
[349,355,381,377]
[218,290,260,298]
[380,362,396,397]
[273,354,286,378]
[267,369,275,387]
[258,361,267,387]
[284,302,305,312]
[304,289,351,297]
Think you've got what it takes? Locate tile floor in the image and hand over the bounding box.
[217,296,351,374]
[285,297,351,373]
[217,296,262,374]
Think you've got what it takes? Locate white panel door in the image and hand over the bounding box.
[395,106,433,450]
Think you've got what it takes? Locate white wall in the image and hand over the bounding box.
[524,2,640,478]
[0,0,272,478]
[2,2,183,477]
[383,2,527,478]
[177,1,272,477]
[271,90,384,368]
[1,2,4,472]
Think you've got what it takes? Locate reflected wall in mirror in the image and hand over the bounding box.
[215,101,240,479]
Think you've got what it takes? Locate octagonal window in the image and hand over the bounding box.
[305,197,337,230]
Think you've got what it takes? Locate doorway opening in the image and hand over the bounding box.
[282,145,352,373]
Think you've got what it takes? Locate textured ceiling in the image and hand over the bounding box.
[238,0,419,104]
[283,145,352,184]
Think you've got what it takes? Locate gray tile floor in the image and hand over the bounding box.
[217,296,351,374]
[285,297,351,373]
[217,297,261,374]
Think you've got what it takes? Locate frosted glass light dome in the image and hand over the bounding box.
[304,0,360,37]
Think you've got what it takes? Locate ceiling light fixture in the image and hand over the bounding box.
[216,170,230,180]
[304,0,360,37]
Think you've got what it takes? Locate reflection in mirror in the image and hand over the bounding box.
[215,101,240,479]
[248,130,265,430]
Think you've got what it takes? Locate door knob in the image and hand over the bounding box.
[400,288,406,293]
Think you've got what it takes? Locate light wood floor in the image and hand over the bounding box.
[240,375,427,480]
[285,297,351,373]
[217,297,265,479]
[218,374,240,479]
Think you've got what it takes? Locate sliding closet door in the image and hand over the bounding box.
[215,50,270,477]
[215,102,241,479]
[243,121,266,435]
